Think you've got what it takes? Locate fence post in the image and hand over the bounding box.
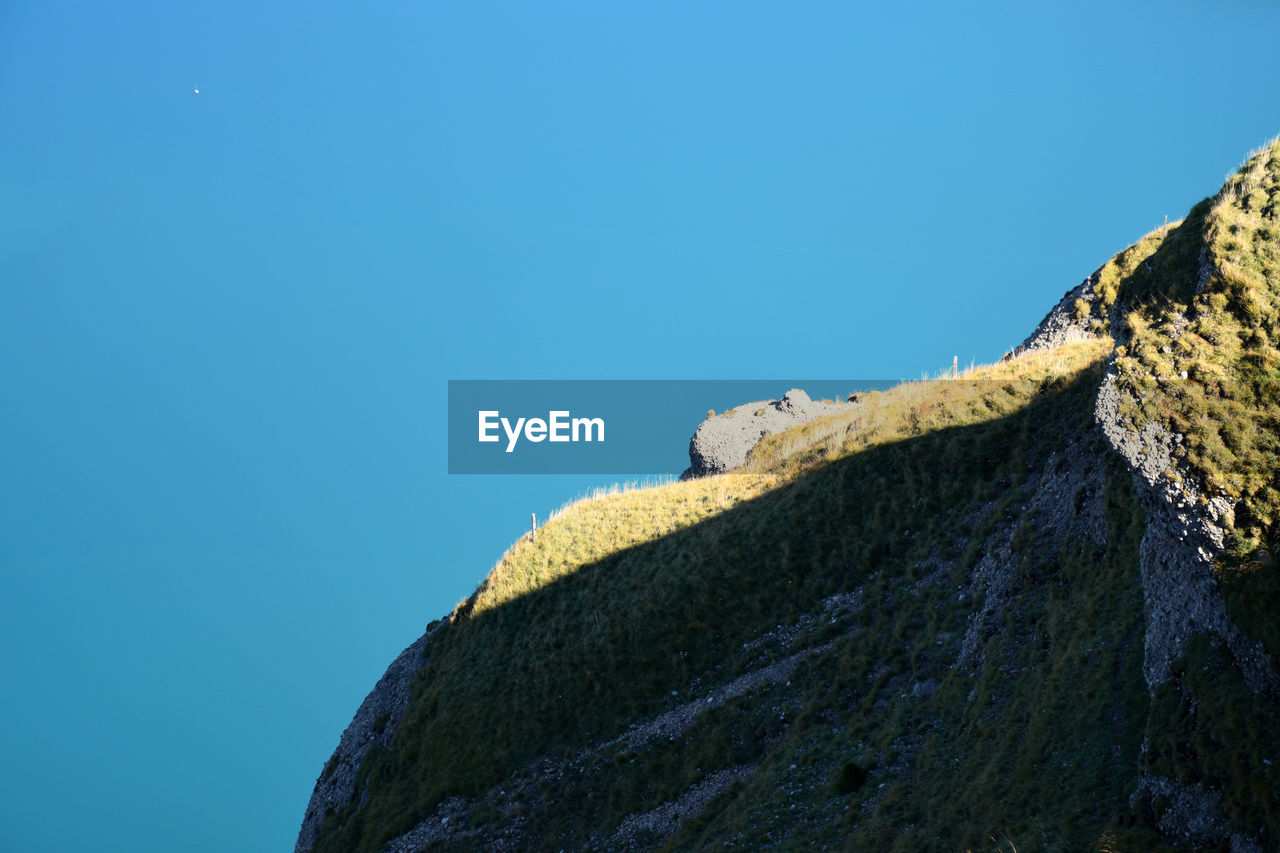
[952,355,958,379]
[531,512,537,542]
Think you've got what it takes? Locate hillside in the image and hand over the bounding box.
[296,140,1280,852]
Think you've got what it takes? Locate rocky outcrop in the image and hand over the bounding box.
[1015,234,1272,691]
[607,765,755,848]
[1130,775,1263,853]
[295,622,444,853]
[680,388,857,479]
[1094,365,1272,693]
[1022,232,1278,848]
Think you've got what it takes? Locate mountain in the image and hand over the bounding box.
[295,139,1280,852]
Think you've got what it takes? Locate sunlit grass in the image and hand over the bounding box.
[1112,137,1280,549]
[468,473,778,616]
[743,338,1113,478]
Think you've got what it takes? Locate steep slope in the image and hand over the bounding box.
[1095,140,1280,848]
[297,140,1280,852]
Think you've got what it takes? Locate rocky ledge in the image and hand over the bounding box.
[680,388,857,479]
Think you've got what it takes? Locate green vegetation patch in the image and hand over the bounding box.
[1145,633,1280,847]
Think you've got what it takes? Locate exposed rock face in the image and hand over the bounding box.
[606,765,755,848]
[681,388,857,479]
[1130,775,1263,853]
[1010,263,1109,356]
[295,623,442,853]
[1094,362,1272,693]
[1020,241,1273,691]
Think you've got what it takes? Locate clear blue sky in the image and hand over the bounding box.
[1,2,1276,850]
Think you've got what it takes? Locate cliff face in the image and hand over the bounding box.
[297,141,1280,852]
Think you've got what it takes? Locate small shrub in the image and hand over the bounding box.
[833,761,868,795]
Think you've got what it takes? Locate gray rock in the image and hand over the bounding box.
[680,388,859,479]
[910,678,940,699]
[1130,775,1263,853]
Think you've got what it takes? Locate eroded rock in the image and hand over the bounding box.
[681,388,857,479]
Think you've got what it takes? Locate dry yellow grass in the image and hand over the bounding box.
[744,337,1113,477]
[464,336,1113,617]
[467,472,779,616]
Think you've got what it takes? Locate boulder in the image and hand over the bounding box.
[680,388,858,479]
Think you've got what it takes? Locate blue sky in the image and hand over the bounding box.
[1,1,1277,851]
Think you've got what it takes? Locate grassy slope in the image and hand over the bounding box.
[310,142,1280,852]
[1113,139,1280,561]
[314,339,1163,852]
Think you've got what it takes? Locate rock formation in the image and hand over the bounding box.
[680,388,858,479]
